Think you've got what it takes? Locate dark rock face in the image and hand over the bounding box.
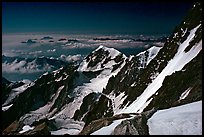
[2,77,12,103]
[112,120,140,135]
[22,122,50,135]
[86,48,110,68]
[79,113,132,135]
[2,121,20,135]
[81,94,114,127]
[2,77,28,106]
[73,92,100,121]
[79,108,157,135]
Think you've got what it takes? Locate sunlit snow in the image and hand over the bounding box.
[147,101,202,135]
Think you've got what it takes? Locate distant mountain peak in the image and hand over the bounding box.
[78,45,126,72]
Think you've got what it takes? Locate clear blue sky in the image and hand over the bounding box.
[2,2,194,35]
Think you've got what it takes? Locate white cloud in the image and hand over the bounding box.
[59,54,83,62]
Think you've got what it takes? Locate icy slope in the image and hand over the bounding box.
[147,101,202,135]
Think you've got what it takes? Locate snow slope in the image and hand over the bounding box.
[147,101,202,135]
[115,24,202,114]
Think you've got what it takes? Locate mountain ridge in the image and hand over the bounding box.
[2,2,202,135]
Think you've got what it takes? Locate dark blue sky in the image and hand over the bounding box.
[2,2,194,35]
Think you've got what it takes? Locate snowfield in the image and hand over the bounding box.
[147,101,202,135]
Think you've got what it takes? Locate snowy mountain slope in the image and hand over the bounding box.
[144,49,202,111]
[45,46,127,135]
[117,25,202,114]
[77,2,202,135]
[100,2,202,116]
[147,101,202,135]
[2,2,202,135]
[71,45,161,127]
[2,45,127,135]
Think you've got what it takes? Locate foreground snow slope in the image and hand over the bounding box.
[147,101,202,135]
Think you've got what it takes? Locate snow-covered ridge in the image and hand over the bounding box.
[116,24,202,114]
[136,46,162,67]
[78,45,127,72]
[95,45,124,60]
[106,46,161,115]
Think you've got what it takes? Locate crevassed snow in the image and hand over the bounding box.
[19,125,35,134]
[116,24,202,114]
[147,101,202,135]
[2,104,13,111]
